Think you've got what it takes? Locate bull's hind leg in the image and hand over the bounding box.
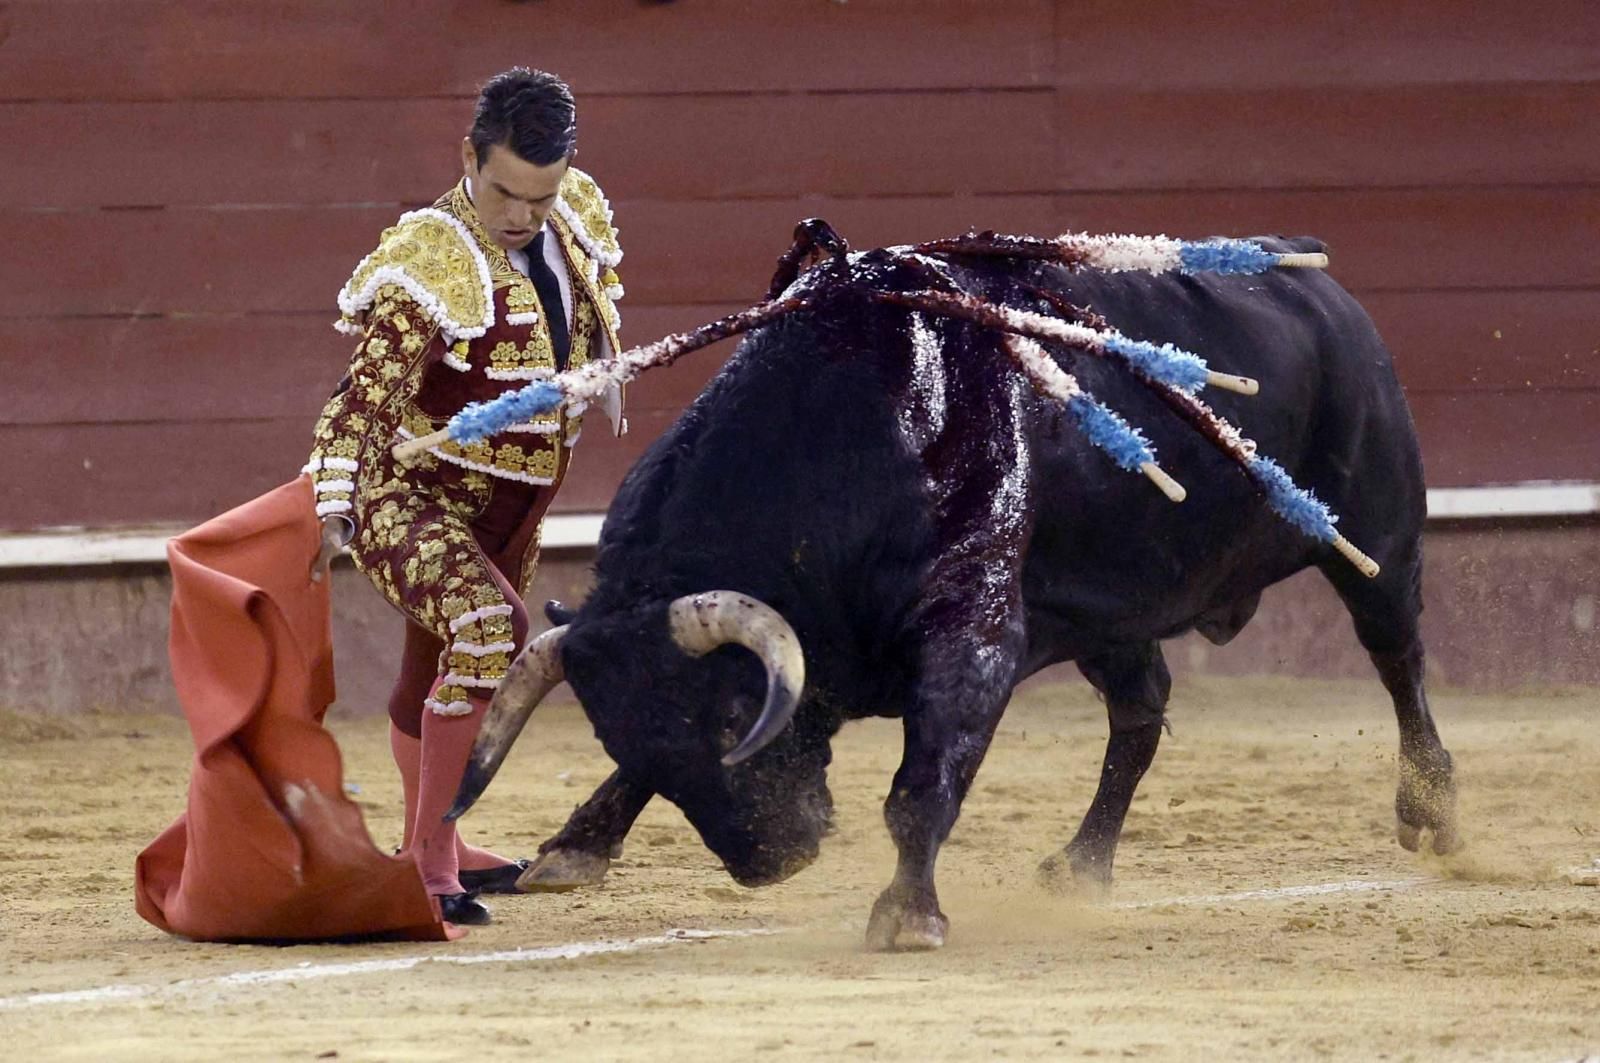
[1038,642,1170,896]
[519,770,653,891]
[1322,547,1459,855]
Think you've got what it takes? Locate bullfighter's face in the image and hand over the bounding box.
[460,140,568,251]
[562,606,834,887]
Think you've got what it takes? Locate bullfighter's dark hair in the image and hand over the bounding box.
[470,67,577,167]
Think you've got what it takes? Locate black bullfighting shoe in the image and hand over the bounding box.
[437,891,492,926]
[459,859,533,894]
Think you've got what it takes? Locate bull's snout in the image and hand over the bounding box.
[725,843,820,888]
[719,790,828,886]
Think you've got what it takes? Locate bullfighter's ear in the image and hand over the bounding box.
[544,599,578,626]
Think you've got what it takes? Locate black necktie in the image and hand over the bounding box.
[525,231,571,372]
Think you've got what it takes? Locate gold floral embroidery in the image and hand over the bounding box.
[337,210,492,337]
[400,406,565,484]
[432,684,472,711]
[486,334,556,378]
[448,649,512,677]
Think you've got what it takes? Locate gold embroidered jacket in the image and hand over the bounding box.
[305,170,625,519]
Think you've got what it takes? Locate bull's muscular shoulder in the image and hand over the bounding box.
[554,166,623,272]
[335,208,495,342]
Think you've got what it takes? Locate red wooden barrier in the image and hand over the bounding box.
[0,1,1594,532]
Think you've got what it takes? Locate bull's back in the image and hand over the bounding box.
[1016,243,1424,656]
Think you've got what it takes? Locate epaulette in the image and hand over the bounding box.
[335,208,496,341]
[553,166,624,300]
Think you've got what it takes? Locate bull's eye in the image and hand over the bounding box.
[715,696,755,756]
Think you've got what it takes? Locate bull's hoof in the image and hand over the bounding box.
[1396,757,1461,857]
[515,848,610,892]
[1395,820,1424,853]
[1037,847,1112,900]
[865,889,948,952]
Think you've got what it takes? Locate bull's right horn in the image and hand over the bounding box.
[668,591,805,767]
[446,624,568,822]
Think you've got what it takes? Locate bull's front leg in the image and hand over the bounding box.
[519,770,653,892]
[866,600,1024,951]
[1038,641,1170,896]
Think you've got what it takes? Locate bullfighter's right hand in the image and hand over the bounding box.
[311,515,354,583]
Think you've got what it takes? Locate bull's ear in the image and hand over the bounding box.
[544,599,578,626]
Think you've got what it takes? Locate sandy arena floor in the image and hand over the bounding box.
[2,676,1598,1061]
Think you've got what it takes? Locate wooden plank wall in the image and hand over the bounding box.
[3,0,1596,530]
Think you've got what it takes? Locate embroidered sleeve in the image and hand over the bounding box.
[306,286,441,517]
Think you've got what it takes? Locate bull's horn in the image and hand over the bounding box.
[445,624,568,822]
[668,592,805,767]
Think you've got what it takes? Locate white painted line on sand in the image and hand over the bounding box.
[0,878,1444,1012]
[1114,877,1429,909]
[0,927,776,1012]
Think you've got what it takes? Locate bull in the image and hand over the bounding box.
[449,224,1459,950]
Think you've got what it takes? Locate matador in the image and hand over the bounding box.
[305,69,624,926]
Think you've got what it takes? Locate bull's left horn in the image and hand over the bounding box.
[446,624,568,822]
[668,592,805,767]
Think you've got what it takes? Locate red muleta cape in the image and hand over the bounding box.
[135,476,456,941]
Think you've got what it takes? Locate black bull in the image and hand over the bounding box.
[454,235,1458,950]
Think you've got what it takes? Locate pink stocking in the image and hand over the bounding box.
[413,687,497,895]
[393,721,510,871]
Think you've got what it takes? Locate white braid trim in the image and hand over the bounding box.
[332,318,363,336]
[441,673,503,691]
[336,208,496,339]
[315,499,353,517]
[448,604,515,635]
[604,283,625,301]
[505,311,540,326]
[322,456,358,472]
[314,478,356,495]
[425,697,475,717]
[393,426,562,485]
[424,443,557,486]
[301,458,322,475]
[450,640,519,658]
[442,351,471,372]
[502,421,562,435]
